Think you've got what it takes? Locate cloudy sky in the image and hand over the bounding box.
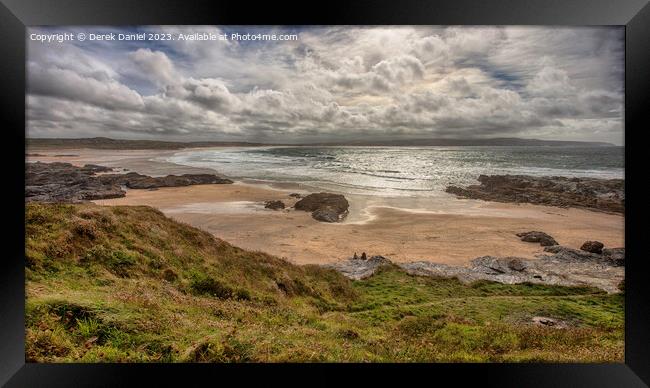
[27,26,624,145]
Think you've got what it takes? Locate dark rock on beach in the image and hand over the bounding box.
[580,241,604,254]
[26,161,233,203]
[81,164,114,173]
[312,206,343,222]
[294,192,349,222]
[26,162,125,202]
[446,175,624,213]
[288,193,303,198]
[516,231,558,246]
[102,172,232,189]
[264,200,286,210]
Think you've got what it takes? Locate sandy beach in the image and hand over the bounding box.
[28,148,624,266]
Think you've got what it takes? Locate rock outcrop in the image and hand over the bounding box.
[402,247,624,293]
[102,172,232,189]
[603,248,625,266]
[446,175,624,213]
[325,255,392,280]
[26,162,125,202]
[531,316,568,329]
[328,246,625,293]
[294,193,349,222]
[516,231,558,246]
[543,245,623,267]
[26,162,232,203]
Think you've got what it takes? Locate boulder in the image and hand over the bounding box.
[294,193,349,222]
[516,231,558,246]
[580,241,604,254]
[289,193,303,198]
[264,200,285,210]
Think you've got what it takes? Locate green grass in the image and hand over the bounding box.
[25,203,624,363]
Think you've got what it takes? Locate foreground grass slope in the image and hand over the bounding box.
[25,203,624,362]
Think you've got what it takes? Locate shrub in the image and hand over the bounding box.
[26,326,76,361]
[47,301,95,329]
[185,337,253,362]
[337,328,360,340]
[82,247,137,277]
[76,317,102,339]
[72,219,98,240]
[235,289,251,301]
[396,315,446,337]
[190,274,233,299]
[162,268,178,282]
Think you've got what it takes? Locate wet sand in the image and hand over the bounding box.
[29,148,625,266]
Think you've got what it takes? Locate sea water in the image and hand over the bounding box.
[165,146,624,198]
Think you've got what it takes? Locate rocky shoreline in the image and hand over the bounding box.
[327,239,624,293]
[446,174,624,213]
[26,161,233,203]
[26,161,624,292]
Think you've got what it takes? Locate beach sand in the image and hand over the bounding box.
[29,149,625,266]
[94,183,624,266]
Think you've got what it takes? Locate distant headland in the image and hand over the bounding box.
[27,137,616,150]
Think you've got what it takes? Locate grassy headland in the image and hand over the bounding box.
[25,203,624,362]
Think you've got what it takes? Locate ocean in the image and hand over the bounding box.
[165,146,624,198]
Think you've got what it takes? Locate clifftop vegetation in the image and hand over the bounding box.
[26,203,623,362]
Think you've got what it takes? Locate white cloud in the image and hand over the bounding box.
[26,26,624,144]
[128,48,178,86]
[28,63,144,110]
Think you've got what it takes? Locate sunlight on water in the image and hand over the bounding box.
[165,146,624,197]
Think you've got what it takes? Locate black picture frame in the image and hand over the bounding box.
[1,0,649,386]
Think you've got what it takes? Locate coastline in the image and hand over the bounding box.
[27,147,624,266]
